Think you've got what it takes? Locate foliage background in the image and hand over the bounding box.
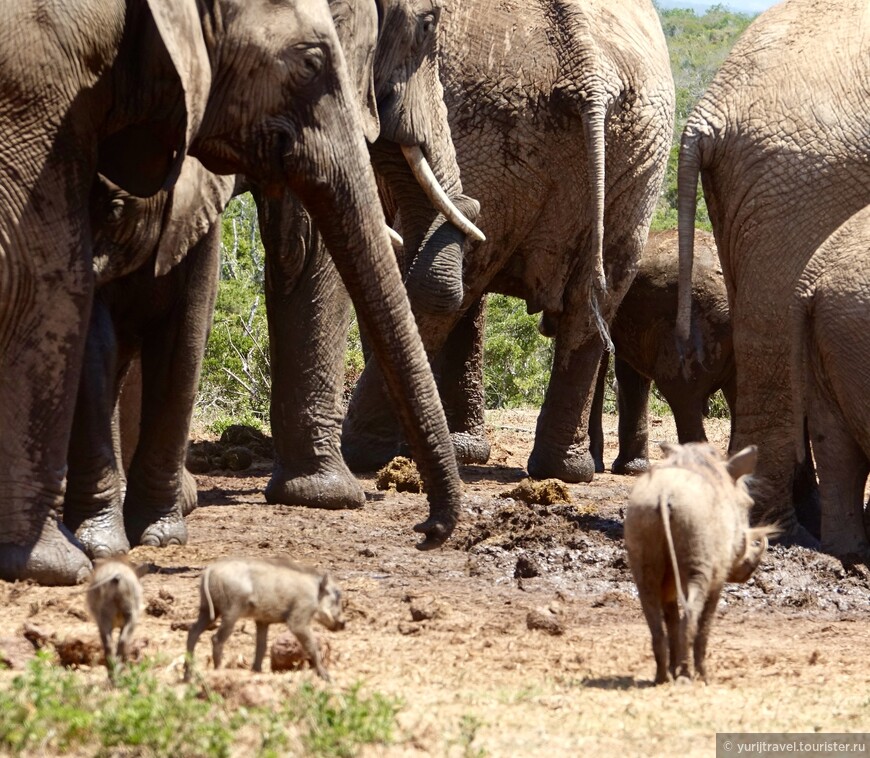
[195,4,753,430]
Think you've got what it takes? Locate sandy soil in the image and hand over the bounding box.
[3,411,869,756]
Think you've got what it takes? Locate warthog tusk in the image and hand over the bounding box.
[400,144,486,243]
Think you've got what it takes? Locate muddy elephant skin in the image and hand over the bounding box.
[677,0,870,541]
[791,206,870,562]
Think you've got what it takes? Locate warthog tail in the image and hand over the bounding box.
[201,565,216,622]
[659,496,687,614]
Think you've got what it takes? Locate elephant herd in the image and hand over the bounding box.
[0,0,868,588]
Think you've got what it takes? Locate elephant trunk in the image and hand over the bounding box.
[291,114,462,548]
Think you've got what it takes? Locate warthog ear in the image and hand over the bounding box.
[727,529,769,583]
[318,574,330,599]
[134,563,150,579]
[726,445,758,482]
[659,442,680,457]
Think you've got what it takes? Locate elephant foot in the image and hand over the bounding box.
[0,518,92,585]
[527,444,594,484]
[611,456,650,476]
[67,510,130,559]
[123,483,188,548]
[264,462,365,510]
[341,434,401,473]
[126,507,188,548]
[451,432,491,466]
[64,492,130,559]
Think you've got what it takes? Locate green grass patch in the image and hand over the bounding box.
[0,652,400,757]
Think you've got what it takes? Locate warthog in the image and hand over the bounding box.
[184,557,345,681]
[624,442,773,684]
[86,557,148,676]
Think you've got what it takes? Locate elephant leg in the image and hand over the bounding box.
[611,357,652,476]
[435,296,491,465]
[0,214,94,584]
[257,191,365,509]
[123,229,220,547]
[64,297,130,558]
[808,382,870,560]
[587,352,609,474]
[527,309,601,483]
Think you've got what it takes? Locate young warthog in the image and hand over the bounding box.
[624,442,773,684]
[86,557,148,676]
[184,557,345,681]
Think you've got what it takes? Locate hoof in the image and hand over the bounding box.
[527,446,594,484]
[0,518,92,586]
[451,432,491,465]
[264,467,365,510]
[611,456,650,476]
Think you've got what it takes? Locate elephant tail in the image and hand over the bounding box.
[676,125,707,342]
[582,97,614,353]
[789,283,814,465]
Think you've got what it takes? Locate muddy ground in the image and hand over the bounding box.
[2,410,869,756]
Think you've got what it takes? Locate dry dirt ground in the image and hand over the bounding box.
[3,411,870,756]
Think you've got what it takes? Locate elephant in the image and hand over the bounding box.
[64,161,235,558]
[676,0,870,542]
[259,0,483,510]
[0,0,463,584]
[589,229,735,476]
[341,0,675,484]
[790,205,870,561]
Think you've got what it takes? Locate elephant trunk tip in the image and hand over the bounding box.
[413,513,457,550]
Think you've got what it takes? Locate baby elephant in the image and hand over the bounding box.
[86,557,148,676]
[624,442,773,684]
[184,557,345,682]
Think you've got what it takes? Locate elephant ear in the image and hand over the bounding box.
[99,0,211,197]
[154,159,236,276]
[330,0,380,143]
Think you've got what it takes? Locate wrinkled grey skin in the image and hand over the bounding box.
[65,162,233,559]
[589,230,735,476]
[86,557,147,678]
[677,0,870,543]
[342,0,675,483]
[184,557,345,681]
[262,0,481,509]
[0,0,462,584]
[791,206,870,563]
[624,443,770,684]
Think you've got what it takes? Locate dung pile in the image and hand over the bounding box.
[500,478,572,505]
[375,457,423,493]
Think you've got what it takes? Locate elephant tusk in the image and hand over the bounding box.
[387,226,404,249]
[400,145,486,243]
